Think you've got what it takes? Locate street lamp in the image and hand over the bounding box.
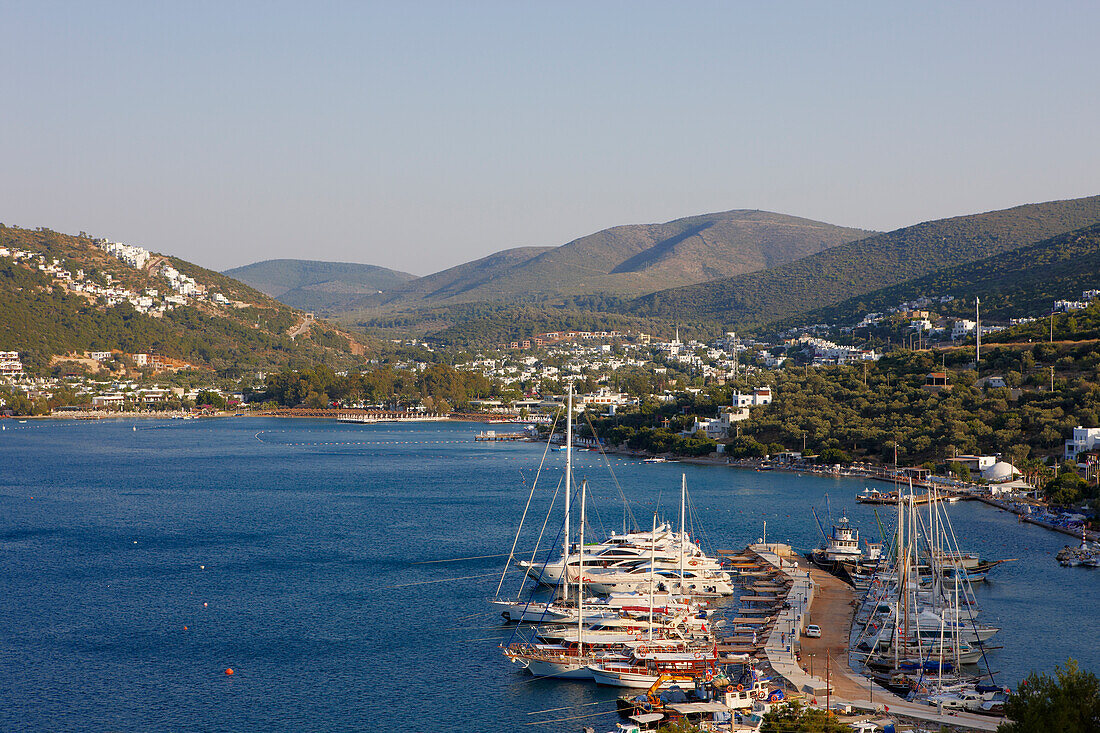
[809,652,815,677]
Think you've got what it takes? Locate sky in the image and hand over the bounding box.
[2,2,1098,276]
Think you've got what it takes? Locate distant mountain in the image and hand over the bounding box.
[629,195,1100,329]
[342,210,872,313]
[777,222,1100,329]
[224,259,415,314]
[0,226,368,373]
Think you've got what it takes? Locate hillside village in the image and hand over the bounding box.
[0,238,236,316]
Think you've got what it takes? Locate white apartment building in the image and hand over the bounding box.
[0,351,23,376]
[952,320,976,340]
[91,393,125,409]
[1065,426,1100,460]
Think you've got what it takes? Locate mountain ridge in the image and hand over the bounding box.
[224,258,415,314]
[332,209,874,315]
[629,195,1100,329]
[772,221,1100,330]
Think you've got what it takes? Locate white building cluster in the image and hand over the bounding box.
[96,240,150,269]
[786,335,879,365]
[159,263,205,297]
[1,238,231,316]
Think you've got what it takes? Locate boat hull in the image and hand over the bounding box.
[589,667,696,688]
[525,658,593,679]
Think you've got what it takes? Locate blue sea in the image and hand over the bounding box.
[1,418,1097,732]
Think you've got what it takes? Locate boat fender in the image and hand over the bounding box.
[737,684,744,691]
[727,685,737,693]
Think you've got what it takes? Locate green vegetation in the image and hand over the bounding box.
[743,346,1100,467]
[989,299,1100,345]
[630,195,1100,329]
[0,225,369,373]
[224,258,415,314]
[760,701,849,732]
[350,301,681,347]
[1043,464,1098,508]
[774,222,1100,331]
[257,363,504,410]
[999,659,1100,733]
[584,343,1100,479]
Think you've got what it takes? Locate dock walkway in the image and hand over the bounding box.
[745,545,999,731]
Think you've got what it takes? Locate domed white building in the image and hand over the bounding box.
[981,461,1020,483]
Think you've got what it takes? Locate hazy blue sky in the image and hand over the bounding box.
[2,2,1098,275]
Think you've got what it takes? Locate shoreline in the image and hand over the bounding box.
[19,412,1097,542]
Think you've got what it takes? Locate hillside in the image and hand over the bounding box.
[348,301,686,347]
[629,195,1100,329]
[224,259,415,314]
[0,225,369,374]
[343,210,872,314]
[772,223,1100,330]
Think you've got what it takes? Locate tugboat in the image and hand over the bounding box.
[809,513,882,585]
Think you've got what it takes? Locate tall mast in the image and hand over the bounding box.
[679,474,686,588]
[648,511,656,641]
[578,479,586,656]
[894,489,904,669]
[563,384,572,602]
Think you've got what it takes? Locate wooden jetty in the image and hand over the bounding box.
[474,430,530,442]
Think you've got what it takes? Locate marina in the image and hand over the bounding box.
[2,417,1098,732]
[483,397,1064,731]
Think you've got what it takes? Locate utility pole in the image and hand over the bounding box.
[1051,311,1055,343]
[1051,366,1055,392]
[975,296,981,366]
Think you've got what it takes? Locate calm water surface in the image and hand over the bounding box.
[1,418,1097,732]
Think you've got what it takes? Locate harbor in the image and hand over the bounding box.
[3,417,1097,732]
[485,393,1038,732]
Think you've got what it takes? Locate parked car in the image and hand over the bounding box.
[803,624,821,638]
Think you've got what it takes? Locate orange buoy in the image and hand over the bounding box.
[225,668,234,676]
[203,602,208,607]
[183,626,188,630]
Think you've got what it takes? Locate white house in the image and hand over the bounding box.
[1065,426,1100,460]
[685,407,750,439]
[732,386,772,408]
[952,320,976,340]
[954,454,997,472]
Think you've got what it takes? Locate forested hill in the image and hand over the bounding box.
[628,195,1100,329]
[0,225,368,374]
[343,209,872,313]
[224,258,415,314]
[771,222,1100,330]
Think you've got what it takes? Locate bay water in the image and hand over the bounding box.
[1,418,1097,732]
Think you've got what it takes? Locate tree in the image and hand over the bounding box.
[1043,465,1093,507]
[949,462,971,481]
[999,659,1100,733]
[760,701,849,732]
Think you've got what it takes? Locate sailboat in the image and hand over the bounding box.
[502,387,623,678]
[851,484,1003,700]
